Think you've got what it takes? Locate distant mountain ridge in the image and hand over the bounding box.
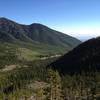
[50,37,100,74]
[0,17,81,51]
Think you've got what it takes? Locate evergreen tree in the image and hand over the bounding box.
[46,69,63,100]
[36,88,44,100]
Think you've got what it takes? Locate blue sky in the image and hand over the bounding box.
[0,0,100,40]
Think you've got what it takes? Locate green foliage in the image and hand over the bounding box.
[0,62,100,99]
[35,88,44,100]
[46,69,63,100]
[0,58,53,99]
[62,72,100,100]
[0,42,62,69]
[0,17,81,50]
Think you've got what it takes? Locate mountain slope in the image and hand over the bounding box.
[0,17,81,68]
[50,37,100,74]
[0,17,81,52]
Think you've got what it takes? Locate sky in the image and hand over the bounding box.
[0,0,100,41]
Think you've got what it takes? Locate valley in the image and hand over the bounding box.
[0,18,99,100]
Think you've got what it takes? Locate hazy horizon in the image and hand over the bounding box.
[0,0,100,41]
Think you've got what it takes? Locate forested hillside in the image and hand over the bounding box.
[50,37,100,74]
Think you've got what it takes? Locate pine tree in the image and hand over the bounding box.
[46,69,63,100]
[36,88,44,100]
[54,70,63,100]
